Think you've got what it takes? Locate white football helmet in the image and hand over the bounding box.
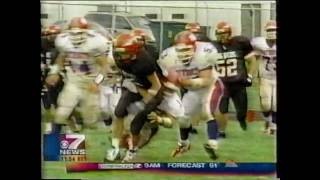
[265,20,277,40]
[68,17,89,47]
[174,31,197,66]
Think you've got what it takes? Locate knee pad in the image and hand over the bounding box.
[260,98,272,112]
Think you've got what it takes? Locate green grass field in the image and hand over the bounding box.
[42,84,277,179]
[42,118,276,179]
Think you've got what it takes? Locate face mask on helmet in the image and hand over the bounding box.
[114,44,141,63]
[266,29,277,40]
[69,28,88,47]
[215,22,232,44]
[175,43,195,65]
[215,30,231,44]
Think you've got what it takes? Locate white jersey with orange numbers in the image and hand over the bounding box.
[158,41,220,122]
[55,30,110,85]
[158,41,218,90]
[251,37,276,80]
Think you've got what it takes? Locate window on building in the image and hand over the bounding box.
[97,5,113,12]
[241,4,261,38]
[172,14,184,19]
[145,14,157,19]
[41,14,48,19]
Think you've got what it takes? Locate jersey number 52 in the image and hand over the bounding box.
[216,59,238,77]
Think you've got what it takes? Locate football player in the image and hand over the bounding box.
[45,16,112,136]
[41,25,63,111]
[185,22,213,134]
[158,31,222,160]
[130,29,161,137]
[251,20,277,135]
[41,25,83,133]
[212,21,257,138]
[99,37,122,127]
[107,33,162,162]
[185,22,212,42]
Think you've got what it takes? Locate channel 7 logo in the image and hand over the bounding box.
[59,134,86,162]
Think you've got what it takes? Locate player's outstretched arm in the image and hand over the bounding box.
[96,54,112,77]
[245,52,258,77]
[146,72,162,96]
[87,54,111,93]
[148,111,174,128]
[45,53,65,86]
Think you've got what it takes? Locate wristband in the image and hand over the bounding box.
[94,73,105,84]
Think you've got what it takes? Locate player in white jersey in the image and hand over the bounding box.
[158,31,222,160]
[251,20,277,135]
[99,67,122,126]
[45,17,113,134]
[99,39,122,126]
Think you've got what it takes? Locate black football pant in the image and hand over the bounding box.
[115,87,164,136]
[41,78,64,109]
[219,83,248,124]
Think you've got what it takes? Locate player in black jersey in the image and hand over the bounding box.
[41,25,63,110]
[130,29,161,146]
[107,33,163,162]
[212,21,257,137]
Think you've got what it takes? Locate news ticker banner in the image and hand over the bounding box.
[66,162,276,175]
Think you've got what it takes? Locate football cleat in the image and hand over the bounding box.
[171,142,191,157]
[218,131,227,139]
[122,149,137,163]
[203,143,218,160]
[239,120,247,131]
[190,128,198,134]
[269,129,276,135]
[104,147,120,162]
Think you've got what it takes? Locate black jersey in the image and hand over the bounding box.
[212,35,253,84]
[193,32,212,42]
[41,37,59,80]
[115,48,157,89]
[41,37,59,66]
[145,43,159,60]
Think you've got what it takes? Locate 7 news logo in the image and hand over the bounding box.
[59,134,86,162]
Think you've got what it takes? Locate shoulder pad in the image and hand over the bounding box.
[58,33,68,38]
[86,30,97,37]
[158,47,171,60]
[232,35,250,44]
[251,37,266,51]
